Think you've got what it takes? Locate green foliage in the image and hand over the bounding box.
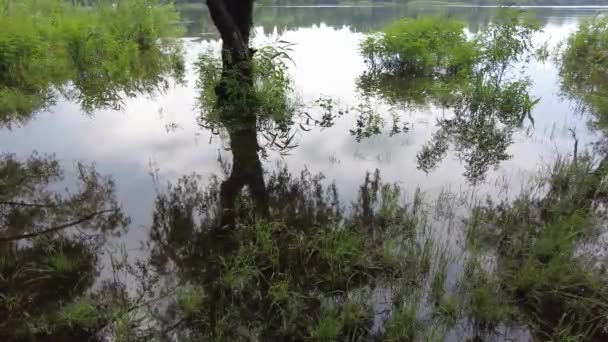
[430,252,449,304]
[356,10,541,181]
[433,295,459,328]
[360,16,477,76]
[560,15,608,130]
[58,296,99,329]
[177,284,205,316]
[196,41,295,124]
[382,291,424,341]
[146,166,444,340]
[463,155,608,340]
[461,257,517,329]
[310,301,343,339]
[0,0,184,125]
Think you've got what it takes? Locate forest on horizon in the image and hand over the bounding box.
[171,0,608,6]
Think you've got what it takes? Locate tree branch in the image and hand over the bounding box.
[0,201,57,208]
[0,209,116,241]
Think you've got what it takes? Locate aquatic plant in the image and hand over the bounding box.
[357,10,541,182]
[145,166,448,339]
[463,154,608,340]
[360,16,477,76]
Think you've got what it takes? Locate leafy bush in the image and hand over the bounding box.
[360,17,477,76]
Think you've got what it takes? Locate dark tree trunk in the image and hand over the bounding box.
[204,2,268,333]
[205,0,270,228]
[219,118,270,228]
[206,0,256,104]
[206,0,253,56]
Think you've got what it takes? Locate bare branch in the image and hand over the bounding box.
[0,209,116,241]
[0,201,57,208]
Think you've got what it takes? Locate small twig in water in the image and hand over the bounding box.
[568,128,579,166]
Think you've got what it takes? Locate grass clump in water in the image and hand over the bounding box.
[360,16,477,76]
[58,296,99,329]
[361,10,538,79]
[145,166,448,340]
[462,155,608,340]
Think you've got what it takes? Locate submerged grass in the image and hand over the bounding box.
[142,166,454,340]
[4,155,608,340]
[462,154,608,340]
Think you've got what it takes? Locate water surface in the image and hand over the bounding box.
[1,4,605,262]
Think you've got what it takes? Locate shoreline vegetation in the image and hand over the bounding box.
[173,1,608,9]
[1,0,608,340]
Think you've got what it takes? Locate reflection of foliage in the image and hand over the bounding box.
[357,71,464,109]
[349,98,386,142]
[0,153,129,241]
[360,16,477,76]
[357,10,540,182]
[146,167,449,339]
[463,155,608,341]
[0,153,129,340]
[416,11,539,182]
[90,157,608,340]
[476,9,539,86]
[418,77,538,182]
[0,0,184,126]
[305,96,347,129]
[560,16,608,130]
[0,238,99,340]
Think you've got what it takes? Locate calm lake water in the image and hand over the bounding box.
[1,5,606,255]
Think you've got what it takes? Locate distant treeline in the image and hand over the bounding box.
[456,0,608,5]
[173,0,608,6]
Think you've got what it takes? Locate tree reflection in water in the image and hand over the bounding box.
[0,153,129,340]
[4,3,608,341]
[356,10,540,183]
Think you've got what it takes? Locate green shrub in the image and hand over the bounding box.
[360,17,477,76]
